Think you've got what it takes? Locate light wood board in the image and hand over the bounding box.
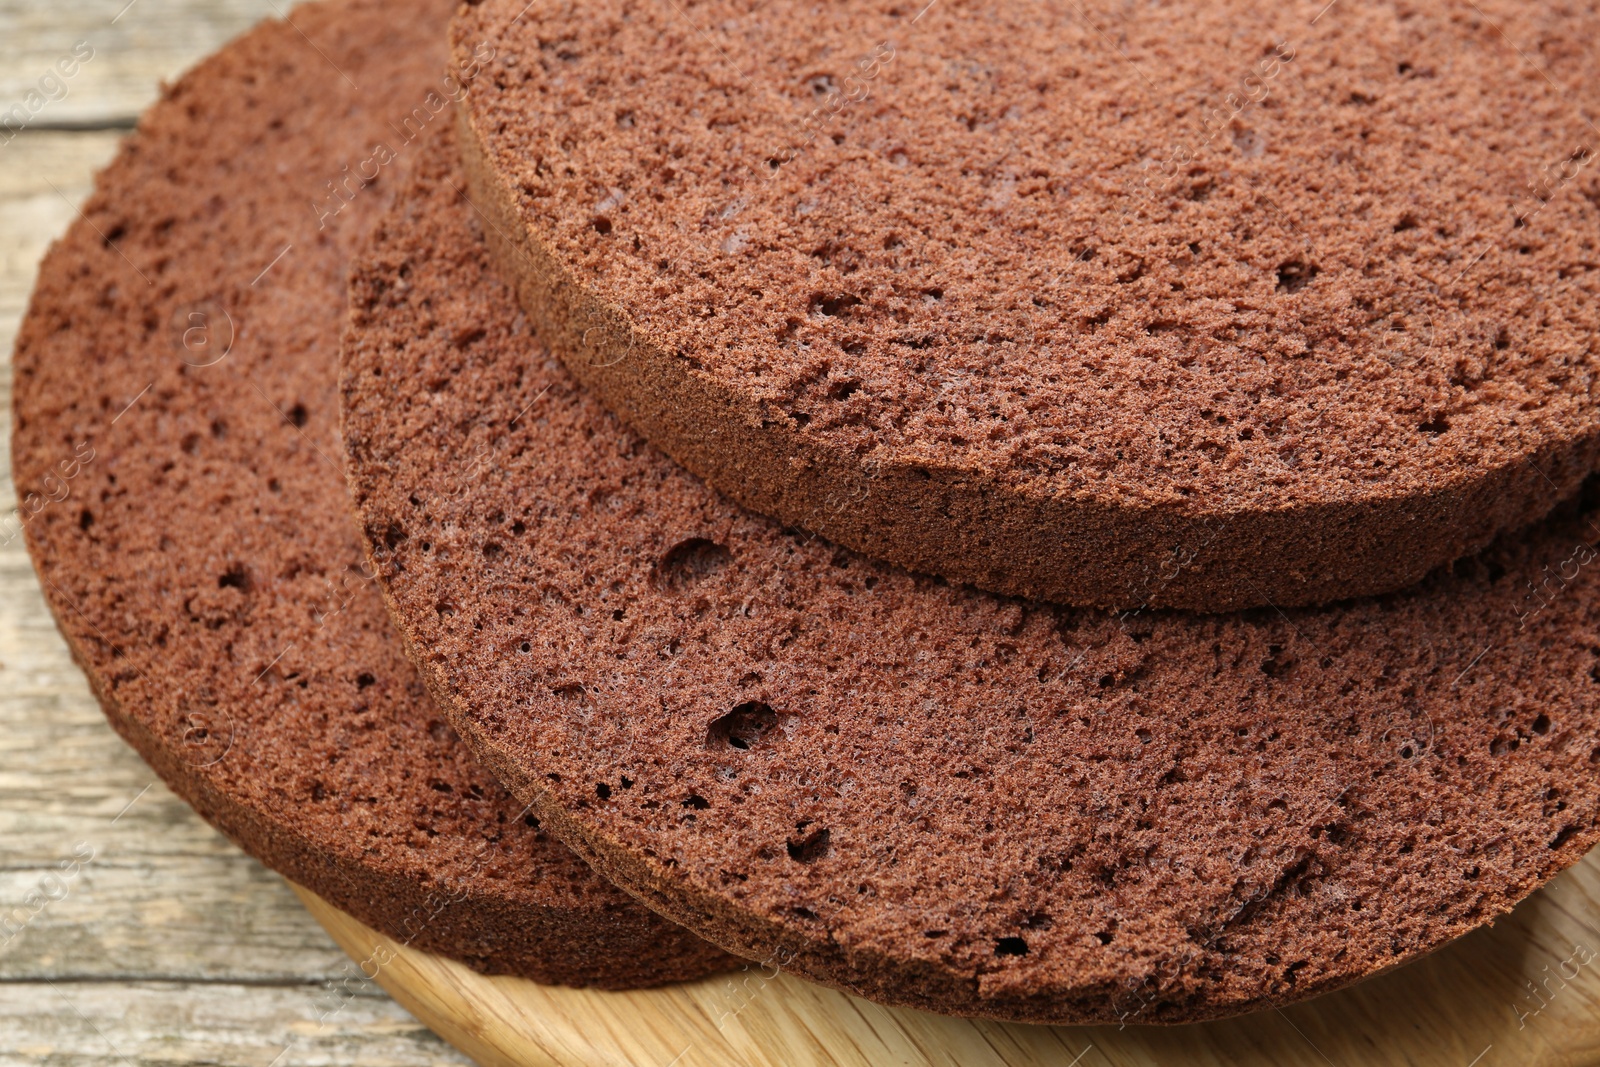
[296,850,1600,1067]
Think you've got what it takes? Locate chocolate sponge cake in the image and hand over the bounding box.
[345,119,1600,1024]
[11,0,730,986]
[452,0,1600,612]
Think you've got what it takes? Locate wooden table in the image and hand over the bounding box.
[0,2,470,1062]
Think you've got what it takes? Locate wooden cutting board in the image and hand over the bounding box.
[292,850,1600,1067]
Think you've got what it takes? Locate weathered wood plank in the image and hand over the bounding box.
[0,0,279,128]
[0,981,468,1066]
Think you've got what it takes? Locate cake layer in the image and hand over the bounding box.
[453,0,1600,611]
[11,0,731,986]
[344,118,1600,1023]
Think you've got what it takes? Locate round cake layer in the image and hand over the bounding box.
[452,0,1600,611]
[10,0,730,987]
[345,118,1600,1023]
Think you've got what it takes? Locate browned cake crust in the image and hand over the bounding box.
[345,119,1600,1024]
[451,0,1600,612]
[10,0,731,987]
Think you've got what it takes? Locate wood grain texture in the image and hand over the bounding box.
[0,2,469,1064]
[296,856,1600,1067]
[0,0,280,128]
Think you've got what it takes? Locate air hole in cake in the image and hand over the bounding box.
[375,521,405,550]
[827,379,861,401]
[483,541,504,559]
[1022,912,1053,930]
[1419,416,1451,435]
[78,509,93,531]
[811,293,862,318]
[596,782,612,800]
[218,564,250,592]
[787,826,831,863]
[924,929,947,938]
[1533,714,1552,735]
[356,672,375,689]
[1275,261,1317,293]
[1260,646,1295,677]
[287,402,309,428]
[682,794,711,810]
[654,537,732,592]
[593,216,612,235]
[1094,930,1113,945]
[995,937,1028,957]
[1550,825,1581,849]
[707,701,781,750]
[430,780,453,793]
